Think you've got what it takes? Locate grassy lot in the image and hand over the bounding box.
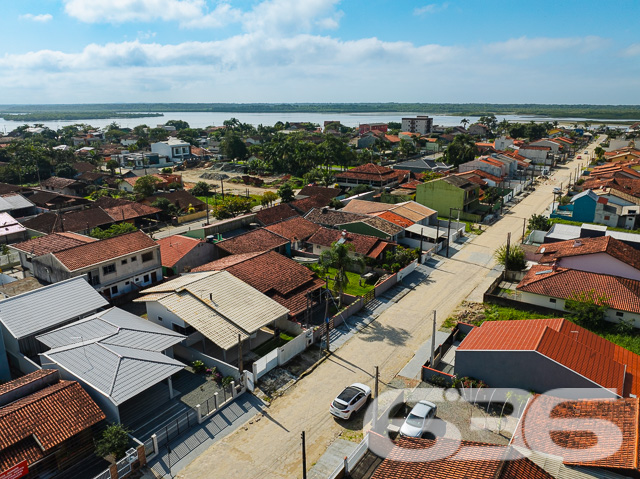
[195,194,261,208]
[437,216,484,235]
[310,266,374,297]
[446,303,640,356]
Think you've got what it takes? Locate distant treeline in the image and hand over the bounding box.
[0,103,639,120]
[0,111,164,121]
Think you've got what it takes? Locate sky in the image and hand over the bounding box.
[1,0,639,105]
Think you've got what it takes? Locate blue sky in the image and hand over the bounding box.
[1,0,639,104]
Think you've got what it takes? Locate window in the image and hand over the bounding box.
[143,274,150,283]
[131,256,137,262]
[102,264,116,275]
[121,259,128,265]
[604,216,610,220]
[158,316,163,322]
[111,285,118,295]
[549,298,557,303]
[616,312,624,317]
[172,323,196,335]
[141,252,153,262]
[125,281,130,285]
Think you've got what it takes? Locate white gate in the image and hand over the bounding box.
[252,348,278,381]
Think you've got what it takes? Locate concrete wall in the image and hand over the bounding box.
[172,343,240,379]
[416,180,465,218]
[171,241,215,274]
[145,301,189,329]
[455,350,617,397]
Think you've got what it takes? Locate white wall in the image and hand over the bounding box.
[146,301,188,329]
[558,253,640,281]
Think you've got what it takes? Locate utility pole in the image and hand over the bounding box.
[206,195,209,225]
[446,208,452,258]
[221,179,225,198]
[430,310,436,367]
[301,431,307,479]
[505,232,511,271]
[522,217,526,242]
[324,284,330,353]
[237,333,243,373]
[372,365,379,429]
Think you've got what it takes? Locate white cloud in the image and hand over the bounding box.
[620,43,640,57]
[414,3,448,16]
[242,0,343,35]
[63,0,241,27]
[484,35,605,60]
[19,13,53,22]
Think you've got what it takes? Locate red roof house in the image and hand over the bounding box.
[156,234,214,275]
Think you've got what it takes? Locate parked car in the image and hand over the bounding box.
[553,187,562,194]
[584,151,589,154]
[329,383,372,420]
[577,155,582,159]
[399,400,437,438]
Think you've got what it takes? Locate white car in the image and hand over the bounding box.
[584,151,589,154]
[329,383,372,420]
[399,400,437,438]
[553,187,562,194]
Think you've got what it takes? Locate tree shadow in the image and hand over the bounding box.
[358,321,411,346]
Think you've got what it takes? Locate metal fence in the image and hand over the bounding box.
[92,470,111,479]
[154,408,199,449]
[143,437,155,458]
[200,384,234,416]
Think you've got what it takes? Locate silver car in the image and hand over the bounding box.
[329,383,372,420]
[399,400,437,437]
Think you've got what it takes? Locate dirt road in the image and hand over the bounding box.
[178,139,601,479]
[180,167,281,197]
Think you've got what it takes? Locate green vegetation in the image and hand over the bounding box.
[2,103,640,119]
[494,244,526,271]
[550,217,637,234]
[528,214,551,232]
[90,223,137,239]
[95,424,131,461]
[310,265,374,297]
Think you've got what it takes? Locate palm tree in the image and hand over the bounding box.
[460,118,469,129]
[319,241,365,308]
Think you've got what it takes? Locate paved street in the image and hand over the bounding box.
[177,138,602,479]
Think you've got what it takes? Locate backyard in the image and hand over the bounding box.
[309,265,375,297]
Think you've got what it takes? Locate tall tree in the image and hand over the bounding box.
[442,134,478,167]
[319,242,365,307]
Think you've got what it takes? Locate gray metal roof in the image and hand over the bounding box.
[140,271,289,350]
[0,194,34,212]
[0,276,109,339]
[37,306,185,352]
[545,223,581,241]
[41,341,184,406]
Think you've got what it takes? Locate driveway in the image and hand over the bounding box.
[176,139,600,479]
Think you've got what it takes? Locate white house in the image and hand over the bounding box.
[494,136,514,150]
[151,138,191,162]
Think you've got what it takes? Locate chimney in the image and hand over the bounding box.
[573,240,582,247]
[342,230,347,237]
[209,293,213,302]
[552,261,557,272]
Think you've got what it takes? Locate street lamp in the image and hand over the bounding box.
[446,207,463,258]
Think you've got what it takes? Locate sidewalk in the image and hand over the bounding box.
[142,393,266,478]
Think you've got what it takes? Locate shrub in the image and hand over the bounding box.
[192,360,206,373]
[221,376,234,387]
[95,423,130,461]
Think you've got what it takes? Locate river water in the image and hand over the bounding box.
[0,111,625,133]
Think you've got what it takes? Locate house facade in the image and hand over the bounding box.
[151,138,191,162]
[30,230,162,300]
[401,116,433,135]
[416,176,481,221]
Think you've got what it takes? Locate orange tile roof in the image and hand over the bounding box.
[371,210,414,228]
[255,203,300,226]
[307,226,390,258]
[156,235,205,268]
[12,232,96,256]
[517,264,640,316]
[478,157,504,167]
[53,230,157,271]
[514,395,640,470]
[334,163,399,182]
[536,236,640,270]
[370,435,553,479]
[459,317,640,397]
[0,371,105,471]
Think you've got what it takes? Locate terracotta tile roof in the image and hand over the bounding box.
[12,232,96,256]
[459,317,640,396]
[520,145,551,151]
[27,190,90,209]
[220,251,323,316]
[297,185,340,199]
[517,264,640,316]
[307,226,390,258]
[536,236,640,270]
[290,195,332,214]
[21,208,114,234]
[397,179,422,190]
[461,169,503,184]
[304,207,368,227]
[40,177,82,189]
[157,235,205,268]
[145,190,205,209]
[371,210,414,228]
[255,203,300,226]
[334,163,399,182]
[0,371,105,471]
[479,157,504,167]
[385,134,401,143]
[514,395,640,470]
[53,230,158,271]
[341,199,395,215]
[370,435,553,479]
[102,202,161,221]
[0,183,26,195]
[72,161,96,174]
[215,228,289,255]
[362,216,404,237]
[264,216,321,242]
